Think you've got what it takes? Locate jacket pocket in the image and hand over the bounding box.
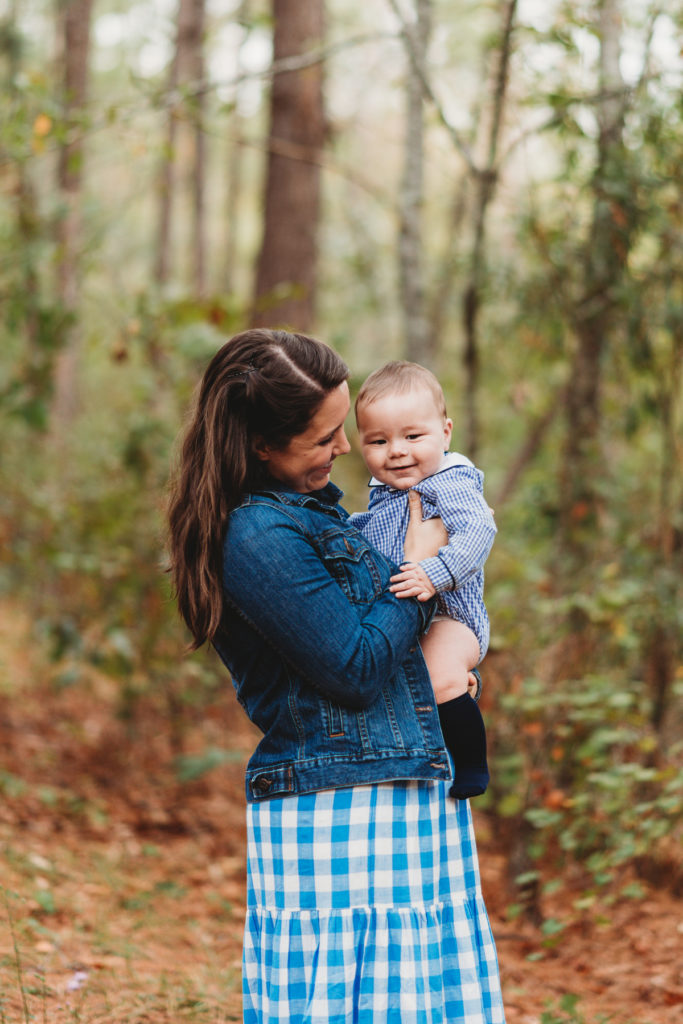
[321,700,346,738]
[317,528,385,604]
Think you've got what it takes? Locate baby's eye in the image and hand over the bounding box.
[406,433,423,441]
[368,439,386,446]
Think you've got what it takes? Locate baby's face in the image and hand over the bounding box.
[356,387,453,490]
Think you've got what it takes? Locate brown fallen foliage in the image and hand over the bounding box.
[0,603,681,1023]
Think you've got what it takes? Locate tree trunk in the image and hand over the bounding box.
[154,0,207,295]
[462,0,517,458]
[3,3,40,354]
[251,0,325,331]
[188,0,207,296]
[427,174,469,367]
[223,128,244,296]
[559,0,628,566]
[645,332,682,738]
[399,0,431,366]
[223,0,251,295]
[0,1,50,430]
[155,86,177,285]
[52,0,93,429]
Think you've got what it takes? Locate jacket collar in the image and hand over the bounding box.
[253,479,344,509]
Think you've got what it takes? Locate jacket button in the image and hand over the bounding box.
[256,777,272,792]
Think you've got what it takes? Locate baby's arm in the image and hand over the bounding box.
[416,468,496,595]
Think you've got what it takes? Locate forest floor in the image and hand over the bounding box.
[0,602,682,1023]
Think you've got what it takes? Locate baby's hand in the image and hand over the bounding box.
[390,562,437,602]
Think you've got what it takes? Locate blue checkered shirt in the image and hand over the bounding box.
[350,452,496,658]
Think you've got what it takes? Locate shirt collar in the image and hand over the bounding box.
[367,450,473,491]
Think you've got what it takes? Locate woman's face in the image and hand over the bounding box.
[255,382,351,493]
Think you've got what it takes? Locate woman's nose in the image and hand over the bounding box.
[334,429,351,456]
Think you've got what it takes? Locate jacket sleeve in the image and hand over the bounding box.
[222,505,434,710]
[418,467,497,592]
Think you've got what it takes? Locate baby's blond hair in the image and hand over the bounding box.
[355,361,447,421]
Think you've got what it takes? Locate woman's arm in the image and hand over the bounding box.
[222,504,434,710]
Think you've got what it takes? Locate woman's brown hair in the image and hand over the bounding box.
[167,328,349,648]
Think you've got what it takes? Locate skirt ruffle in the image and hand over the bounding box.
[243,781,505,1024]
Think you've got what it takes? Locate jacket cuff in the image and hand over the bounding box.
[417,595,437,634]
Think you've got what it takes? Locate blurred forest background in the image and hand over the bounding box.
[0,0,682,1019]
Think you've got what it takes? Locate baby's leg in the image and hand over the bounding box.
[421,619,489,800]
[420,619,480,704]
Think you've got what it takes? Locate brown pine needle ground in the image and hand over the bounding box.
[1,602,681,1023]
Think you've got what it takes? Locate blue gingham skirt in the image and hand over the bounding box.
[243,778,506,1023]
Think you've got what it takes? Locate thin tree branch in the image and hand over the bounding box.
[235,131,401,214]
[498,84,636,169]
[635,8,665,92]
[165,30,401,101]
[385,0,478,174]
[495,385,568,506]
[487,0,517,168]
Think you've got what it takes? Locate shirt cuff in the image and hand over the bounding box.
[420,555,456,592]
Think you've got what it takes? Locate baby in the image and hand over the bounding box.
[351,361,497,799]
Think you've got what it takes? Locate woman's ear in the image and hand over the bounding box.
[252,437,271,462]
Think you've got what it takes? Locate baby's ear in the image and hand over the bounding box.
[443,418,454,444]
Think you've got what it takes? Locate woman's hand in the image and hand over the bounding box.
[390,491,447,601]
[393,495,446,598]
[402,490,447,562]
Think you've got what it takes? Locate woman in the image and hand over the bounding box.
[168,328,505,1024]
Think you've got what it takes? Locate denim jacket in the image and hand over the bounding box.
[213,481,450,802]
